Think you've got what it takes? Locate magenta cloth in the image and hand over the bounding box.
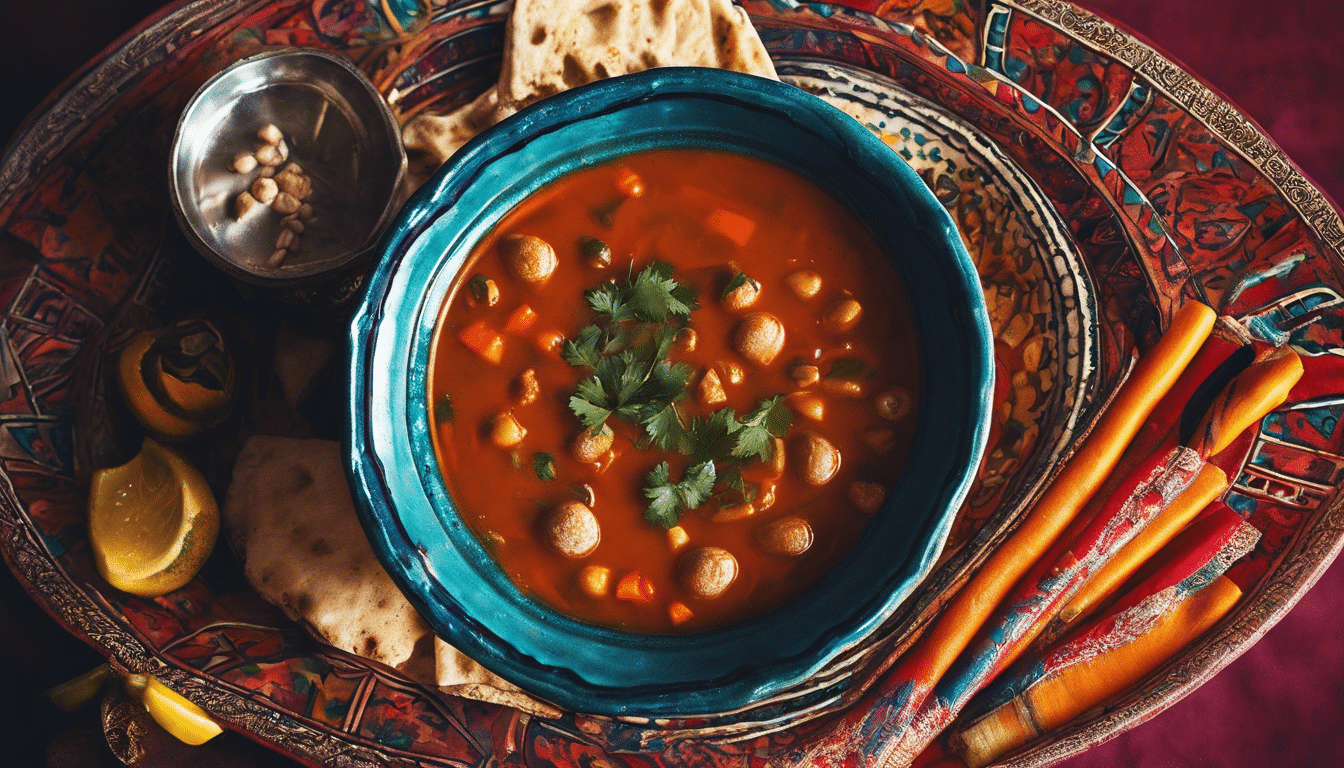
[1,2,1343,767]
[1056,2,1344,766]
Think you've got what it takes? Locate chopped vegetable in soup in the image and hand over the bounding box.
[429,149,919,632]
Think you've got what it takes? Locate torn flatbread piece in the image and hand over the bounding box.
[223,437,553,711]
[403,0,777,184]
[223,436,431,669]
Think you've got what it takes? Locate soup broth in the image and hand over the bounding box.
[429,149,919,633]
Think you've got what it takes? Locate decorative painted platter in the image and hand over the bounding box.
[2,1,1343,766]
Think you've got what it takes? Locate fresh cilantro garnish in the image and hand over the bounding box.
[532,452,557,481]
[720,270,759,301]
[643,460,717,528]
[558,262,794,529]
[563,263,698,440]
[826,358,871,380]
[562,325,603,368]
[433,393,455,424]
[731,396,793,462]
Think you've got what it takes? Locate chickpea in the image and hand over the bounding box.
[251,176,278,204]
[710,502,755,523]
[540,501,600,558]
[514,368,540,404]
[862,427,899,453]
[257,123,284,144]
[571,424,614,463]
[678,547,738,599]
[790,364,820,388]
[698,368,727,406]
[785,270,822,299]
[231,151,257,174]
[733,312,785,366]
[272,192,301,215]
[579,235,612,269]
[667,526,690,551]
[791,431,841,485]
[876,387,913,422]
[849,481,886,515]
[500,234,557,284]
[275,169,312,200]
[577,565,612,597]
[786,392,825,422]
[233,191,258,219]
[765,437,786,478]
[721,274,759,312]
[821,298,863,333]
[255,142,285,166]
[756,516,813,556]
[488,412,527,448]
[755,481,777,510]
[821,378,866,398]
[467,276,500,307]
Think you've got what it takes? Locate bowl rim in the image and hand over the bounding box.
[167,47,407,287]
[346,66,994,716]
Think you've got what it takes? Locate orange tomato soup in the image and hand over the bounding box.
[429,149,918,633]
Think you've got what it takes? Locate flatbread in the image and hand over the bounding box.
[223,436,430,668]
[403,0,778,184]
[222,437,558,717]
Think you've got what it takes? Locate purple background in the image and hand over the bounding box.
[1,1,1341,766]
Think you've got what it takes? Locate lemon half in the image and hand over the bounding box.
[88,439,219,596]
[124,674,224,745]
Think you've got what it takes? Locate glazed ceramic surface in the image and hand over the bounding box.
[347,67,994,716]
[1,0,1343,766]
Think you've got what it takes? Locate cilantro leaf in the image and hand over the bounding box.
[826,358,871,380]
[586,282,632,323]
[532,452,557,480]
[642,460,717,529]
[562,325,604,368]
[569,383,611,429]
[732,396,793,461]
[628,263,692,321]
[643,462,681,528]
[643,401,692,454]
[689,408,740,464]
[433,393,455,424]
[721,271,759,301]
[680,461,717,509]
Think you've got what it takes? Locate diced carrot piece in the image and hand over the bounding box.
[706,207,756,247]
[535,329,565,359]
[458,321,504,364]
[615,571,655,603]
[504,304,538,334]
[614,166,644,198]
[668,601,694,625]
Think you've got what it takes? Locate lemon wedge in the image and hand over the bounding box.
[124,674,223,745]
[88,439,219,597]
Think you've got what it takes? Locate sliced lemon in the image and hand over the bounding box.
[88,439,219,597]
[124,674,223,745]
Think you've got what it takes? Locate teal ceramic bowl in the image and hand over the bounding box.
[347,68,993,716]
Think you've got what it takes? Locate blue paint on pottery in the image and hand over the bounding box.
[347,68,993,717]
